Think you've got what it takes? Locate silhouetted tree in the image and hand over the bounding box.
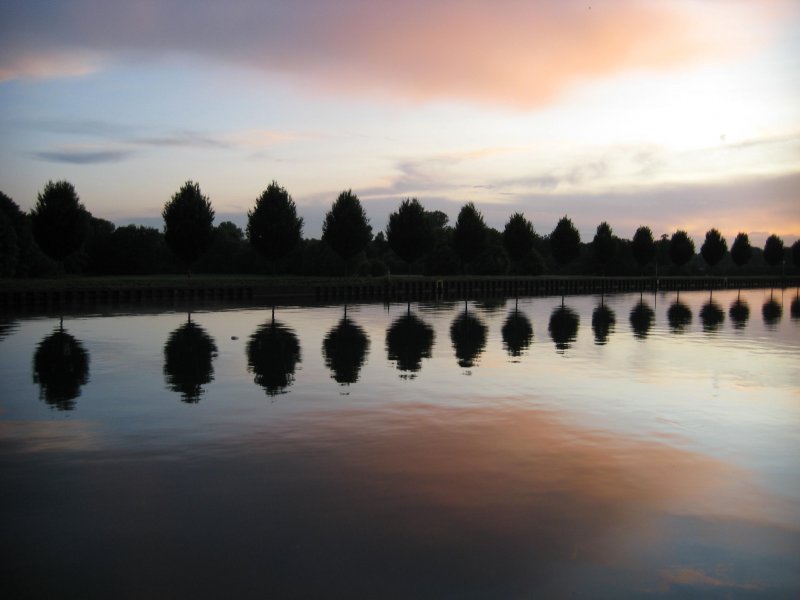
[591,222,617,273]
[730,232,752,270]
[30,180,90,267]
[453,203,488,268]
[162,181,215,272]
[502,309,533,358]
[502,213,535,265]
[791,297,799,320]
[322,190,372,272]
[763,234,785,269]
[591,302,615,345]
[322,315,370,385]
[729,299,750,329]
[700,228,727,271]
[386,311,434,377]
[667,301,692,333]
[247,181,303,270]
[550,216,581,269]
[386,198,435,267]
[163,318,218,403]
[101,225,173,275]
[450,307,487,369]
[762,298,782,328]
[32,326,90,411]
[699,301,725,332]
[668,230,695,269]
[1,192,53,277]
[792,240,800,270]
[549,303,579,352]
[246,319,301,396]
[629,300,655,339]
[0,210,17,277]
[631,226,656,273]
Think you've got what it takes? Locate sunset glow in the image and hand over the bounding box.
[0,0,797,244]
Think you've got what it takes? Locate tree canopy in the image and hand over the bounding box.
[30,180,90,264]
[668,230,695,268]
[763,234,785,267]
[550,216,581,267]
[453,203,488,266]
[322,190,373,264]
[246,181,303,264]
[386,198,434,265]
[631,226,656,271]
[502,213,535,263]
[700,228,728,270]
[730,232,752,268]
[591,221,617,269]
[162,181,215,269]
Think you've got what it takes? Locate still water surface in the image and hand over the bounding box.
[2,288,799,598]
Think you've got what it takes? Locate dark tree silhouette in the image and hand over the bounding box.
[162,181,215,271]
[502,213,535,264]
[247,181,303,268]
[629,300,655,339]
[792,240,800,269]
[791,297,800,320]
[549,304,579,353]
[550,216,581,268]
[450,308,487,369]
[729,299,750,329]
[631,226,656,273]
[763,234,785,269]
[30,180,90,265]
[32,327,90,411]
[0,210,17,277]
[502,309,533,358]
[386,198,435,266]
[322,190,373,270]
[386,311,434,377]
[591,222,617,272]
[700,228,727,271]
[163,318,218,403]
[762,298,782,328]
[699,301,725,332]
[591,302,616,345]
[322,316,370,385]
[668,230,695,269]
[667,301,692,333]
[453,203,488,267]
[730,232,752,269]
[246,319,301,396]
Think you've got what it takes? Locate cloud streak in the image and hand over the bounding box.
[0,0,782,106]
[31,148,135,164]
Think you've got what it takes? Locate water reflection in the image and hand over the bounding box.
[0,319,19,341]
[450,306,487,369]
[591,301,615,345]
[667,301,692,334]
[762,298,782,329]
[163,316,218,403]
[246,318,301,396]
[729,298,750,330]
[475,298,506,313]
[548,303,579,353]
[386,310,435,377]
[629,300,655,339]
[699,300,725,333]
[322,314,370,385]
[501,309,533,358]
[32,326,90,410]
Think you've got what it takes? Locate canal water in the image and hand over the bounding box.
[1,288,799,598]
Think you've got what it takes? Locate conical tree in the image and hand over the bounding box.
[162,181,215,273]
[700,228,727,271]
[591,222,617,273]
[322,190,372,273]
[550,216,581,269]
[668,230,695,270]
[453,203,488,269]
[386,198,434,267]
[763,234,785,269]
[30,180,90,266]
[502,213,535,265]
[247,181,303,271]
[730,232,752,270]
[631,226,656,273]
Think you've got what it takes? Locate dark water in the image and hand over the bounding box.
[1,289,799,598]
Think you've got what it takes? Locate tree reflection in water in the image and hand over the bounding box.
[591,301,615,345]
[729,299,750,330]
[386,309,434,378]
[501,309,533,359]
[667,301,692,334]
[629,300,654,340]
[699,301,725,333]
[322,314,370,385]
[450,305,487,370]
[163,316,218,403]
[762,298,782,329]
[32,326,90,411]
[0,319,19,341]
[246,318,301,396]
[549,303,579,353]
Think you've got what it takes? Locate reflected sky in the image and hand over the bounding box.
[1,288,799,597]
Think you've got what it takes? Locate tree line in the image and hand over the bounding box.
[1,180,799,278]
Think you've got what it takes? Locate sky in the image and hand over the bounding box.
[1,0,798,245]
